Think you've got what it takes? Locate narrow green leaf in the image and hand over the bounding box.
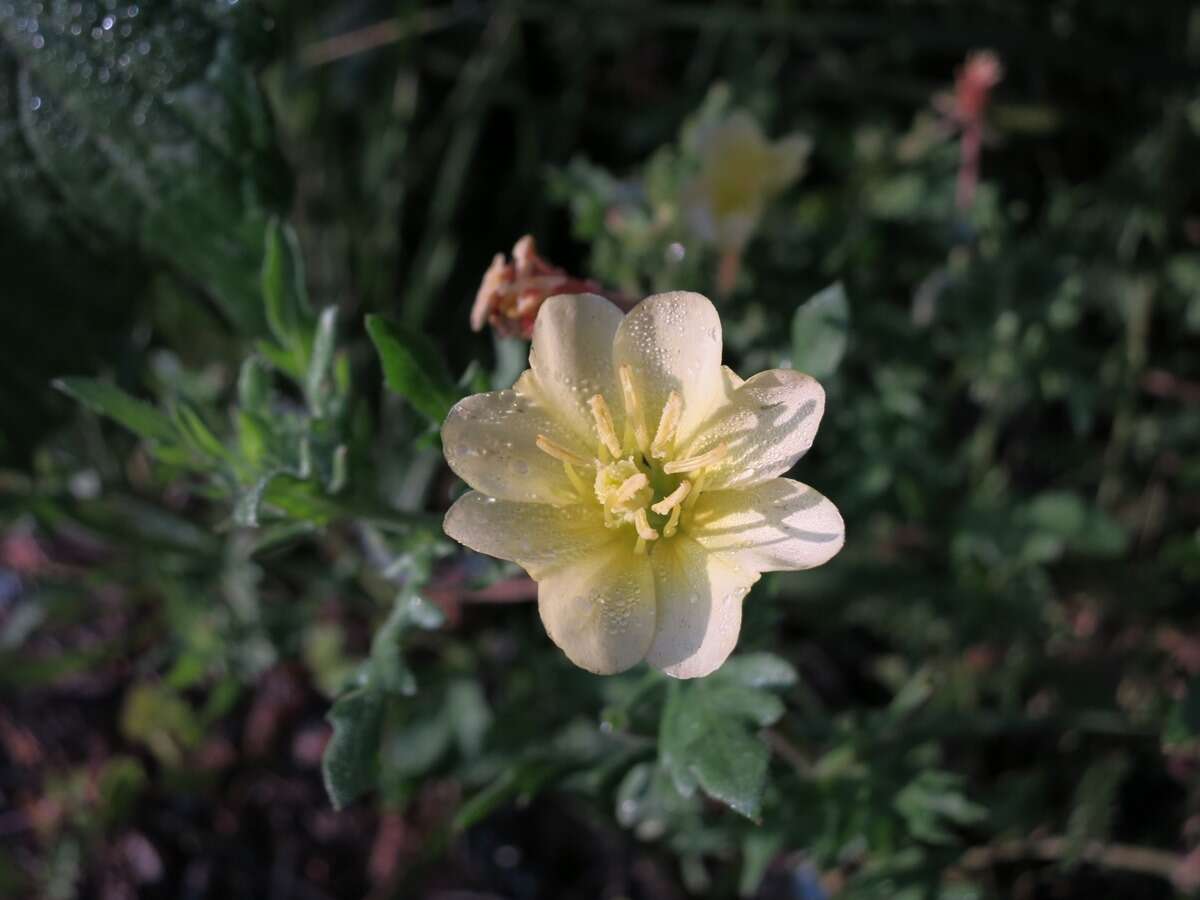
[261,219,312,359]
[365,315,459,424]
[322,687,385,810]
[791,282,850,380]
[170,402,229,462]
[305,306,339,417]
[53,378,177,444]
[237,356,272,412]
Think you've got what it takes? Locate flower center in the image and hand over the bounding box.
[535,364,727,555]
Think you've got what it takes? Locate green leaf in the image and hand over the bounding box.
[658,656,795,820]
[305,306,339,417]
[237,356,272,413]
[365,314,459,424]
[323,688,386,810]
[2,3,288,334]
[262,219,313,368]
[369,598,419,698]
[894,771,988,845]
[1165,679,1200,748]
[1065,754,1129,858]
[791,282,850,380]
[170,402,229,463]
[53,378,178,444]
[739,830,784,898]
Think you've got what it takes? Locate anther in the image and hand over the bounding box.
[614,472,649,505]
[618,365,649,453]
[633,507,659,541]
[650,480,691,515]
[650,391,682,459]
[587,394,623,459]
[535,434,590,468]
[663,443,729,475]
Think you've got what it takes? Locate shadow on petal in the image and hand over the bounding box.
[645,536,753,679]
[688,478,845,573]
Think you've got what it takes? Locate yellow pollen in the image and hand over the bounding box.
[650,391,682,459]
[663,503,683,538]
[587,394,623,459]
[663,443,729,475]
[633,507,659,541]
[614,472,650,504]
[535,434,590,468]
[618,365,649,453]
[650,480,691,515]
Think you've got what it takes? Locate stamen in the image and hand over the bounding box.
[633,507,659,541]
[618,365,649,453]
[683,472,707,511]
[650,480,691,515]
[614,472,650,504]
[587,394,623,459]
[663,503,683,538]
[650,391,682,459]
[634,536,647,555]
[535,434,590,468]
[561,461,588,498]
[663,443,729,475]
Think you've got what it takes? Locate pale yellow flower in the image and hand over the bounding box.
[442,292,843,678]
[684,110,812,255]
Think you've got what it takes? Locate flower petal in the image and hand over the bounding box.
[442,385,589,504]
[528,293,626,445]
[538,541,656,674]
[683,368,825,491]
[645,536,753,679]
[688,477,844,574]
[613,291,726,446]
[443,491,610,579]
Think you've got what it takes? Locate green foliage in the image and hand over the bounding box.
[792,282,850,380]
[659,654,796,820]
[366,314,460,425]
[6,2,1200,898]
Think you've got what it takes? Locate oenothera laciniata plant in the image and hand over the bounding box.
[442,291,845,677]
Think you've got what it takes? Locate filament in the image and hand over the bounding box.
[535,434,590,468]
[663,443,729,475]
